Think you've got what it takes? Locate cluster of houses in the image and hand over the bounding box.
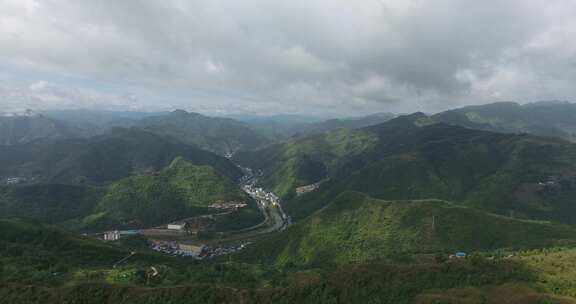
[150,240,205,257]
[243,184,280,205]
[208,200,247,210]
[149,240,251,259]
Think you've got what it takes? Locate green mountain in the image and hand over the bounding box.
[434,101,576,141]
[238,113,576,227]
[5,216,575,304]
[0,111,93,145]
[234,127,380,198]
[135,110,270,155]
[0,184,104,224]
[238,112,395,140]
[242,191,576,266]
[86,157,260,230]
[0,158,261,231]
[0,128,241,184]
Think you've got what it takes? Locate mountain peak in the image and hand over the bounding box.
[368,112,434,131]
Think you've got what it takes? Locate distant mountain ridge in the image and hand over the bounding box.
[433,101,576,141]
[238,112,396,140]
[135,110,270,156]
[0,110,94,145]
[0,127,242,184]
[238,112,576,225]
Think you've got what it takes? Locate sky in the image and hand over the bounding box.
[1,0,576,116]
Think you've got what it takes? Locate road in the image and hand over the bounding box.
[138,167,291,247]
[206,170,290,243]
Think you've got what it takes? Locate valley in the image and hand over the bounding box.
[5,104,576,303]
[129,167,290,257]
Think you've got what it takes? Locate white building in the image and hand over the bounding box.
[103,230,120,241]
[167,224,184,230]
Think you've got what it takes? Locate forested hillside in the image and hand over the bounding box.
[0,128,242,184]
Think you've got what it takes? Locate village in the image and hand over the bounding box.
[96,166,291,260]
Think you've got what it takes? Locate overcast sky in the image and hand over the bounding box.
[1,0,576,116]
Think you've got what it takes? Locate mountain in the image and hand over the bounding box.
[234,113,432,199]
[135,110,270,156]
[0,158,261,231]
[43,109,167,131]
[303,113,396,135]
[433,101,576,141]
[85,157,260,230]
[4,215,574,304]
[234,127,379,198]
[0,184,104,224]
[242,191,576,266]
[238,113,576,227]
[235,114,576,265]
[0,128,242,184]
[0,110,93,145]
[238,112,396,140]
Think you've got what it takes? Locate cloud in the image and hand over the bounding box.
[0,0,575,114]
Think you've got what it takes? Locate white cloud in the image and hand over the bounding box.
[0,0,575,114]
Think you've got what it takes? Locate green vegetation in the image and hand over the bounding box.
[0,158,262,232]
[242,113,576,224]
[241,192,576,267]
[7,105,576,303]
[4,218,576,304]
[86,157,260,230]
[0,184,105,224]
[136,110,270,155]
[433,101,576,142]
[235,127,378,198]
[0,128,242,184]
[0,112,93,146]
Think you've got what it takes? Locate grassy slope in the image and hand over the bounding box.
[241,192,576,267]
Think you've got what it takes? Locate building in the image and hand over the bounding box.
[103,230,120,241]
[208,201,247,210]
[178,244,205,257]
[167,224,184,230]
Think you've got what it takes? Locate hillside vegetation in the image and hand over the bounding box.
[3,216,576,304]
[240,113,576,224]
[0,128,241,184]
[0,158,261,232]
[241,191,576,267]
[434,101,576,142]
[234,127,379,198]
[136,110,270,155]
[88,157,260,230]
[0,112,93,146]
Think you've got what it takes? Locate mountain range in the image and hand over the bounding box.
[5,101,576,303]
